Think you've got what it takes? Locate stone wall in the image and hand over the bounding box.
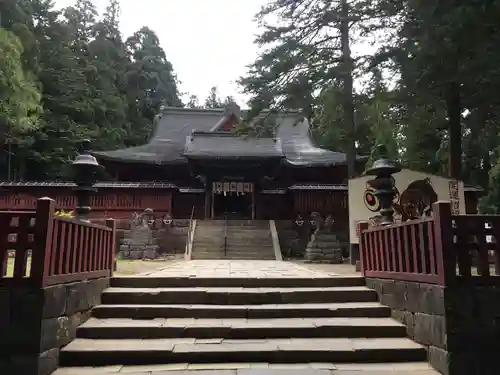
[0,277,109,375]
[366,278,500,375]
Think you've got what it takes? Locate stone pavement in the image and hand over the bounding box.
[54,362,439,374]
[140,260,356,278]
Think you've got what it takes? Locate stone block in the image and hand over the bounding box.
[42,284,67,319]
[64,278,107,316]
[365,278,382,295]
[418,283,445,315]
[38,347,60,375]
[65,281,91,315]
[413,312,446,349]
[391,309,415,337]
[40,317,65,352]
[10,348,60,375]
[428,345,450,375]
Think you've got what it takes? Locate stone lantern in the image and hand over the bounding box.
[363,144,401,226]
[72,139,101,221]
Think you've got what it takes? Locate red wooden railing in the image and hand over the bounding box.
[0,197,116,287]
[359,201,500,285]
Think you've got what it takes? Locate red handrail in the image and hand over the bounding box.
[1,197,116,287]
[359,201,500,285]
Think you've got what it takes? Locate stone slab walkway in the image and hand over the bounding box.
[141,260,356,279]
[54,362,439,374]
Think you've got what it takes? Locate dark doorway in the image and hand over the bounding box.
[213,192,253,219]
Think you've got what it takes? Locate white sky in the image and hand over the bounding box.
[54,0,268,106]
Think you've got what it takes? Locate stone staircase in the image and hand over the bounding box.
[57,275,438,374]
[191,220,276,260]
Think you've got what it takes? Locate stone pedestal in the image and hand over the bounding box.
[119,214,159,260]
[304,230,343,264]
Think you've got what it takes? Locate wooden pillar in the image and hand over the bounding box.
[205,186,211,219]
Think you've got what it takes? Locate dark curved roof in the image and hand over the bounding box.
[185,131,283,160]
[94,106,366,167]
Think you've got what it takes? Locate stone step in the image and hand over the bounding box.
[191,248,274,253]
[223,247,275,252]
[53,362,441,374]
[192,258,276,261]
[59,337,427,366]
[76,317,407,340]
[193,244,274,249]
[192,255,276,260]
[225,241,272,245]
[226,231,271,235]
[223,245,273,250]
[101,287,378,305]
[226,241,273,246]
[92,302,389,319]
[191,251,275,257]
[110,276,366,288]
[192,250,275,256]
[191,256,276,261]
[197,220,269,227]
[190,232,224,240]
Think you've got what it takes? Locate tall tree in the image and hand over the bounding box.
[125,26,182,144]
[239,0,398,177]
[186,94,201,108]
[0,27,41,136]
[0,0,184,180]
[203,86,236,109]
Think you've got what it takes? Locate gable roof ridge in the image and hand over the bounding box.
[209,103,242,131]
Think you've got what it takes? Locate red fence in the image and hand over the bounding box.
[359,201,500,285]
[0,197,116,287]
[0,190,172,219]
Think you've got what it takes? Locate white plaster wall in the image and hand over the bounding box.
[348,169,466,244]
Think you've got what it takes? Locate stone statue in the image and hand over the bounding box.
[310,212,324,231]
[304,212,343,264]
[131,209,155,229]
[324,215,334,232]
[120,209,159,260]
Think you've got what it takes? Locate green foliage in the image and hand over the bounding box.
[238,0,400,176]
[240,0,500,208]
[0,0,183,180]
[0,28,41,137]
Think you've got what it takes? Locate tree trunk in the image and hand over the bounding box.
[340,0,358,266]
[447,82,462,179]
[340,0,356,179]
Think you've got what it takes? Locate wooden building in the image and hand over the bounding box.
[0,105,367,223]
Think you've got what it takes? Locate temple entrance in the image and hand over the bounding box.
[211,181,254,219]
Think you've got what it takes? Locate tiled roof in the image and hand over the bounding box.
[184,131,283,159]
[93,106,366,167]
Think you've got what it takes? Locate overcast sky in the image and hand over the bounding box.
[54,0,268,106]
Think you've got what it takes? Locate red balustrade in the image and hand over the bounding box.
[359,201,500,285]
[0,198,116,287]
